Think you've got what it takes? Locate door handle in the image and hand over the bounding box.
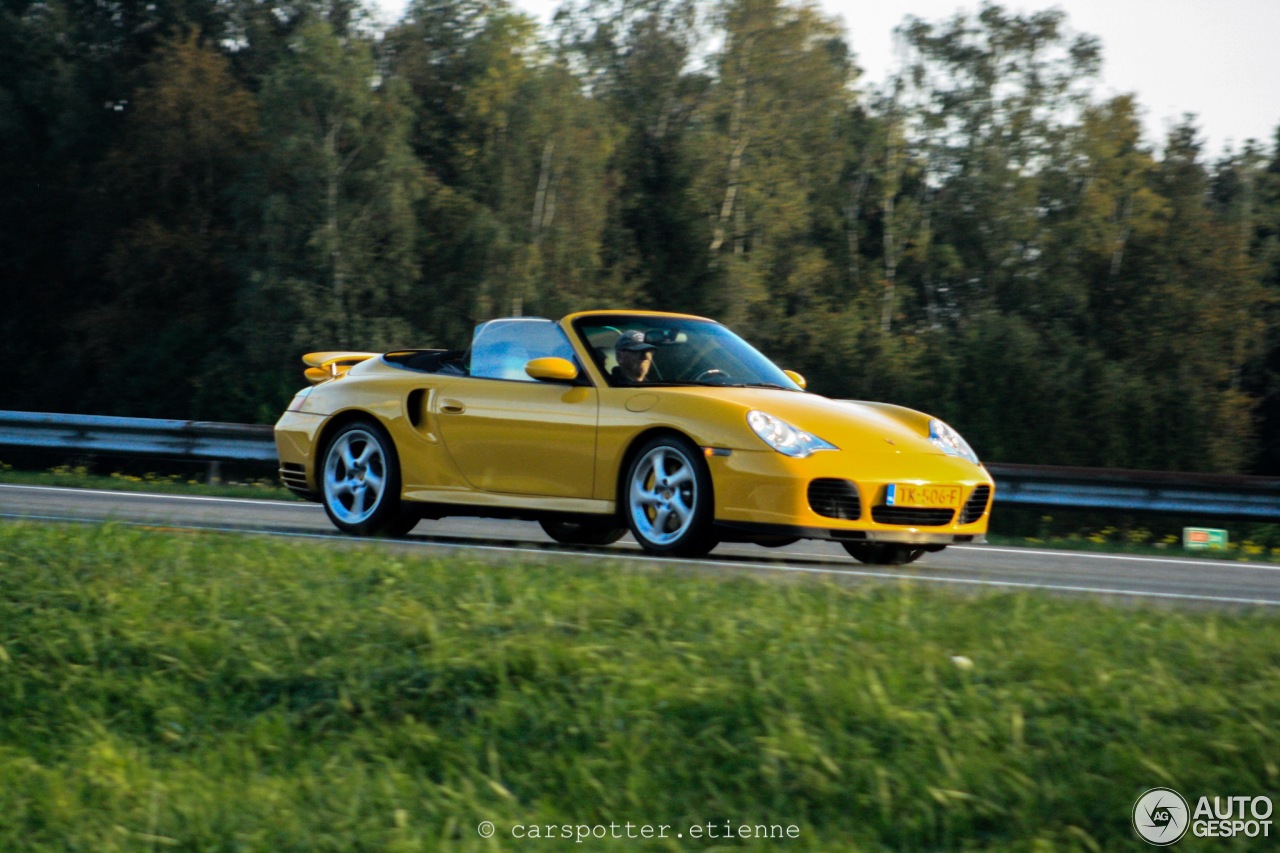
[440,399,466,414]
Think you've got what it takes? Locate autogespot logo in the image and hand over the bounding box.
[1134,788,1190,846]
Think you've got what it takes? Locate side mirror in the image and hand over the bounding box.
[525,357,579,382]
[783,369,807,390]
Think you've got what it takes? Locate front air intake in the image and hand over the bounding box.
[280,462,313,498]
[870,506,956,527]
[808,479,862,520]
[960,485,992,524]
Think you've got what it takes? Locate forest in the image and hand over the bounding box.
[1,0,1278,474]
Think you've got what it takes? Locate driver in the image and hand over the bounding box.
[611,330,656,383]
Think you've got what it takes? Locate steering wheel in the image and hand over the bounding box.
[693,368,732,384]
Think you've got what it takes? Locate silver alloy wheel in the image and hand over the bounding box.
[628,444,699,546]
[323,428,388,526]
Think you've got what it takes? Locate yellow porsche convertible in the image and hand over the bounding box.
[274,310,993,564]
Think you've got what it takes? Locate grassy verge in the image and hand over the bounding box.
[1,522,1277,850]
[985,531,1280,563]
[990,507,1280,562]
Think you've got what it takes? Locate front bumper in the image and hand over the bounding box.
[713,519,985,546]
[707,447,994,543]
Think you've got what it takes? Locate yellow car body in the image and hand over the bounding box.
[274,310,993,564]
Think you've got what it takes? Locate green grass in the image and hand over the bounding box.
[1,523,1277,850]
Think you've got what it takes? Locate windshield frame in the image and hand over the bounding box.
[570,314,804,391]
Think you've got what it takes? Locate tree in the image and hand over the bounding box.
[66,32,261,417]
[1125,120,1267,471]
[550,0,712,311]
[0,0,233,412]
[503,62,626,317]
[388,0,538,329]
[391,0,626,329]
[253,15,427,362]
[690,0,857,362]
[1046,95,1167,350]
[1241,127,1280,473]
[895,2,1101,321]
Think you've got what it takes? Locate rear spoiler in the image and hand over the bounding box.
[301,351,380,385]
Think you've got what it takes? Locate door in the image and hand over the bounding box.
[436,319,598,498]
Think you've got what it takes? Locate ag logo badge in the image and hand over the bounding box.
[1133,787,1190,845]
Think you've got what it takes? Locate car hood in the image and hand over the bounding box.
[641,387,968,461]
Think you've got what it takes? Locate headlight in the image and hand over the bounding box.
[929,418,979,464]
[747,411,838,458]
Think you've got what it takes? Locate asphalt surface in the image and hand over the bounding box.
[3,483,1278,609]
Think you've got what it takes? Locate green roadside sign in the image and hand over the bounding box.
[1183,527,1228,550]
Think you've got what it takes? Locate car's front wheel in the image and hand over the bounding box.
[624,435,717,557]
[841,542,927,565]
[321,420,416,536]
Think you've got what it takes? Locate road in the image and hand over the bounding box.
[3,483,1278,608]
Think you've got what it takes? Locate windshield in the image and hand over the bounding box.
[573,315,803,390]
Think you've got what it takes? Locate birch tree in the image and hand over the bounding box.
[692,0,856,342]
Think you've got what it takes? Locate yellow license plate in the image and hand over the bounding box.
[886,484,961,508]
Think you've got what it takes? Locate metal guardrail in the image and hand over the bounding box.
[0,410,276,461]
[0,410,276,482]
[1,410,1278,521]
[985,463,1280,521]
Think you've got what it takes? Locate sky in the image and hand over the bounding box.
[373,0,1280,158]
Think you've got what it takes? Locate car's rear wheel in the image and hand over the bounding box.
[321,420,416,536]
[841,542,927,565]
[539,517,627,547]
[624,435,717,557]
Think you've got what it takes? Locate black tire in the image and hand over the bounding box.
[623,435,718,557]
[539,517,627,547]
[842,542,927,565]
[320,420,415,536]
[383,509,422,537]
